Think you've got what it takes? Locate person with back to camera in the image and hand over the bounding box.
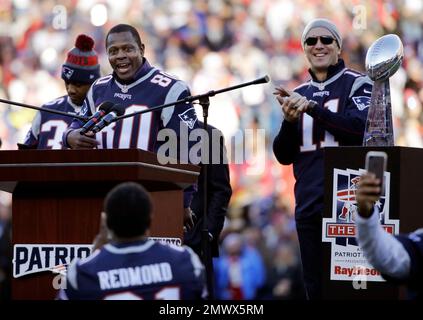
[57,182,206,300]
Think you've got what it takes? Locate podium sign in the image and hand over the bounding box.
[323,146,423,299]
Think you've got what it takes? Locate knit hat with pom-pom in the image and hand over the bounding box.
[61,34,100,84]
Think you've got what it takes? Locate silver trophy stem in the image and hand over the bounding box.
[362,79,394,146]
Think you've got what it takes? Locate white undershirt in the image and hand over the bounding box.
[355,207,410,279]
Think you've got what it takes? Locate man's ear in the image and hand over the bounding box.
[99,212,109,233]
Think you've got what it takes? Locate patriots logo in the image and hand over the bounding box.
[352,96,371,111]
[62,66,74,79]
[334,170,386,246]
[178,107,198,129]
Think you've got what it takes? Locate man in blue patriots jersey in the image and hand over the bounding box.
[57,182,205,300]
[20,34,100,149]
[63,24,198,154]
[62,24,198,225]
[273,19,372,299]
[356,174,423,298]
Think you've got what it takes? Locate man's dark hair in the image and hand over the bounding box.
[104,182,152,238]
[105,24,143,50]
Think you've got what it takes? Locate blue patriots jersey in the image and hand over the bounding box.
[22,96,80,149]
[384,230,423,298]
[58,240,205,300]
[273,59,372,221]
[65,58,198,155]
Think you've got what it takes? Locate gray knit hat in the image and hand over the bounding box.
[301,18,342,49]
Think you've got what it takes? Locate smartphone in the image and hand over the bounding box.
[365,151,387,193]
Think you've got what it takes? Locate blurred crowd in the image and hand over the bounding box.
[1,0,423,299]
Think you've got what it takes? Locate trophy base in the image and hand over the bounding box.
[363,134,394,147]
[362,80,394,147]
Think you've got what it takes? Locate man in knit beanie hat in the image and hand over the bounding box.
[61,34,100,86]
[20,34,100,149]
[273,18,373,299]
[301,18,342,50]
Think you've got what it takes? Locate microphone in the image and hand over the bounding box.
[91,104,125,133]
[251,75,270,85]
[80,101,115,135]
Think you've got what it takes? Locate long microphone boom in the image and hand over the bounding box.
[187,74,270,99]
[116,75,271,121]
[0,98,88,121]
[80,101,115,135]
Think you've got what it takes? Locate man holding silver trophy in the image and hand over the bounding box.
[272,18,373,299]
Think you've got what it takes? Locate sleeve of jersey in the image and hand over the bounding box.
[159,81,200,160]
[56,259,81,300]
[62,92,94,148]
[384,232,423,287]
[272,120,300,165]
[21,111,42,149]
[306,76,372,145]
[355,208,411,280]
[159,81,200,208]
[205,134,232,238]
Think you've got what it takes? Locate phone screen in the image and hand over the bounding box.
[367,156,385,182]
[365,151,387,193]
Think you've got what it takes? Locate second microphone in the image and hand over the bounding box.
[91,104,125,133]
[80,101,115,135]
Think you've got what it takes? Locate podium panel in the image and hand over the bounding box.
[323,146,423,299]
[0,149,199,300]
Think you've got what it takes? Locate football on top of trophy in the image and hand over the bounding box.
[365,34,404,81]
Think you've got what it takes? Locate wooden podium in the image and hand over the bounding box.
[0,149,200,300]
[323,146,423,299]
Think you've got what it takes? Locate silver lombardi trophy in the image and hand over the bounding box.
[363,34,404,146]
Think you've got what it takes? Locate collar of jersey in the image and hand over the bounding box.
[114,58,158,92]
[66,96,82,113]
[308,59,347,89]
[104,239,155,254]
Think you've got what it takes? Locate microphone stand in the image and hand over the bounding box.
[197,95,213,299]
[0,98,88,121]
[114,75,270,299]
